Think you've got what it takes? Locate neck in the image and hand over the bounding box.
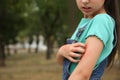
[84,8,106,18]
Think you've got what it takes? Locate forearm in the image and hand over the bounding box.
[68,59,92,80]
[68,56,94,80]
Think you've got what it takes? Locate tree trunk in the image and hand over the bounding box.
[46,38,53,59]
[35,44,39,53]
[28,45,31,53]
[35,34,39,53]
[6,45,11,56]
[13,44,18,54]
[0,38,6,67]
[28,36,33,54]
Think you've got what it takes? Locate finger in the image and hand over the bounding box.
[72,43,86,48]
[68,57,80,63]
[71,47,85,53]
[70,52,82,58]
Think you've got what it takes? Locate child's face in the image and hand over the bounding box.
[76,0,106,18]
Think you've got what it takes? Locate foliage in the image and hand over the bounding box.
[36,0,69,44]
[34,0,70,58]
[0,0,35,66]
[0,0,32,44]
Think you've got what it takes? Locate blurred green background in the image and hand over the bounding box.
[0,0,120,80]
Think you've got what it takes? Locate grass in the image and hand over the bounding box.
[0,53,120,80]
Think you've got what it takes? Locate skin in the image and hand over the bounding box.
[57,43,86,65]
[56,0,106,80]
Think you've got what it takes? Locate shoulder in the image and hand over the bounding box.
[94,13,112,19]
[92,14,115,25]
[85,14,115,46]
[89,13,115,31]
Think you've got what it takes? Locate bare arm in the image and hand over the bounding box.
[68,36,104,80]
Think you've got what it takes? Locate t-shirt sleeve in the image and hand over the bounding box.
[85,15,114,46]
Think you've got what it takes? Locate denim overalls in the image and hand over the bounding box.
[62,23,117,80]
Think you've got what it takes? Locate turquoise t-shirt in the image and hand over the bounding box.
[69,13,115,73]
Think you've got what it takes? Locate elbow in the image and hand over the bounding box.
[69,71,90,80]
[75,70,91,80]
[56,55,64,65]
[81,72,90,80]
[56,58,62,65]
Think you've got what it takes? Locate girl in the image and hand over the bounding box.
[56,0,120,80]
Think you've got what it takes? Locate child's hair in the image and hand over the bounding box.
[104,0,120,67]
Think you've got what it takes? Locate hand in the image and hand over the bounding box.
[57,42,86,63]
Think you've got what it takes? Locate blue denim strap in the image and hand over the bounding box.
[74,23,89,41]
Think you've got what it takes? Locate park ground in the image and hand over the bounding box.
[0,53,120,80]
